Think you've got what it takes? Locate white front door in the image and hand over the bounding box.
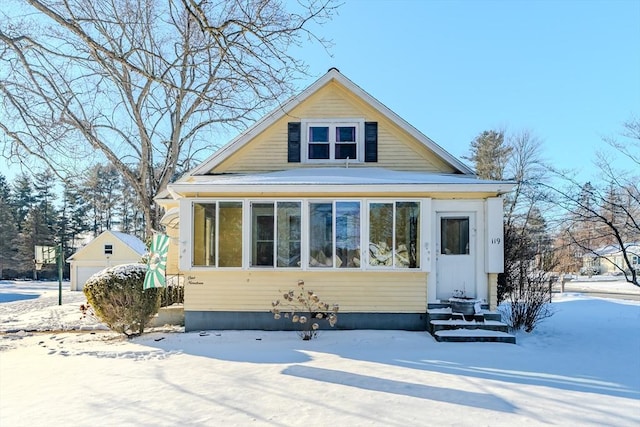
[436,213,476,301]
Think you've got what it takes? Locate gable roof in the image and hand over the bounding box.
[183,68,474,179]
[67,230,147,261]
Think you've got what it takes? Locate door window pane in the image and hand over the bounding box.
[395,202,420,268]
[336,202,361,268]
[252,203,274,266]
[277,202,301,267]
[441,217,470,255]
[309,203,333,267]
[218,202,243,267]
[369,203,393,266]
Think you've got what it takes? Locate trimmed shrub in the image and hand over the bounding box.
[83,263,161,337]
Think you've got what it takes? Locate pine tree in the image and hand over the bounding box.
[11,174,35,231]
[81,164,123,236]
[0,174,19,278]
[465,130,512,180]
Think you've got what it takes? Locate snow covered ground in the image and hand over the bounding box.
[1,279,639,426]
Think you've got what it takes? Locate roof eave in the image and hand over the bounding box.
[167,182,515,197]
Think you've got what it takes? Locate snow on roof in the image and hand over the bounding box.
[67,230,147,261]
[111,231,147,256]
[181,167,509,186]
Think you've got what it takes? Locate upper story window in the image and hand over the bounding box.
[104,244,113,255]
[303,120,364,162]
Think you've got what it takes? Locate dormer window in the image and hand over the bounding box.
[288,120,377,164]
[303,119,364,162]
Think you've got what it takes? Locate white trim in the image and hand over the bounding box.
[170,183,513,196]
[302,118,365,163]
[431,200,487,303]
[180,197,428,273]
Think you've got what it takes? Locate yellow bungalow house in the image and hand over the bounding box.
[158,69,514,332]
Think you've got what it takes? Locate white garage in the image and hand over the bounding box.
[67,230,147,291]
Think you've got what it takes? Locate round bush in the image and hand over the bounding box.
[83,263,161,337]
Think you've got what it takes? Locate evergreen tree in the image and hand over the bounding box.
[33,170,59,242]
[60,178,90,251]
[16,207,55,279]
[0,175,19,278]
[465,130,512,180]
[81,164,123,236]
[11,174,35,231]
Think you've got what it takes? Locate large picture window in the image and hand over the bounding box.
[369,202,420,268]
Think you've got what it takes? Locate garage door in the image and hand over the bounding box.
[75,266,106,291]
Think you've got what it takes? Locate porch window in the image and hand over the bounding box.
[251,202,301,267]
[309,203,333,267]
[369,202,420,268]
[309,201,361,268]
[192,202,242,267]
[189,199,421,271]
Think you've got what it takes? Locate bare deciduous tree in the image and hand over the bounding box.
[550,118,640,286]
[467,128,556,331]
[0,0,337,236]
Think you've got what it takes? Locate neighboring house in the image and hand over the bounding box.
[67,230,147,291]
[582,244,640,275]
[157,68,514,331]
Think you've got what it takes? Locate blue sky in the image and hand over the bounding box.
[1,0,638,183]
[293,0,640,178]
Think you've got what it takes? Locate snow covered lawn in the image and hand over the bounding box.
[1,280,639,426]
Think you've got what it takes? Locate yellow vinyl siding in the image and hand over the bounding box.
[184,270,427,313]
[213,81,455,174]
[488,273,499,310]
[165,226,180,275]
[70,233,142,264]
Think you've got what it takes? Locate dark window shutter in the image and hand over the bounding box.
[364,122,378,162]
[288,122,301,163]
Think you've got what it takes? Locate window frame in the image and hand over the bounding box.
[302,119,365,163]
[250,201,303,268]
[308,200,362,270]
[367,200,421,269]
[183,198,425,272]
[190,200,244,269]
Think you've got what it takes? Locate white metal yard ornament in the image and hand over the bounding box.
[143,234,170,289]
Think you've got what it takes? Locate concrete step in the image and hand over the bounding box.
[434,329,517,344]
[430,319,509,333]
[427,307,503,322]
